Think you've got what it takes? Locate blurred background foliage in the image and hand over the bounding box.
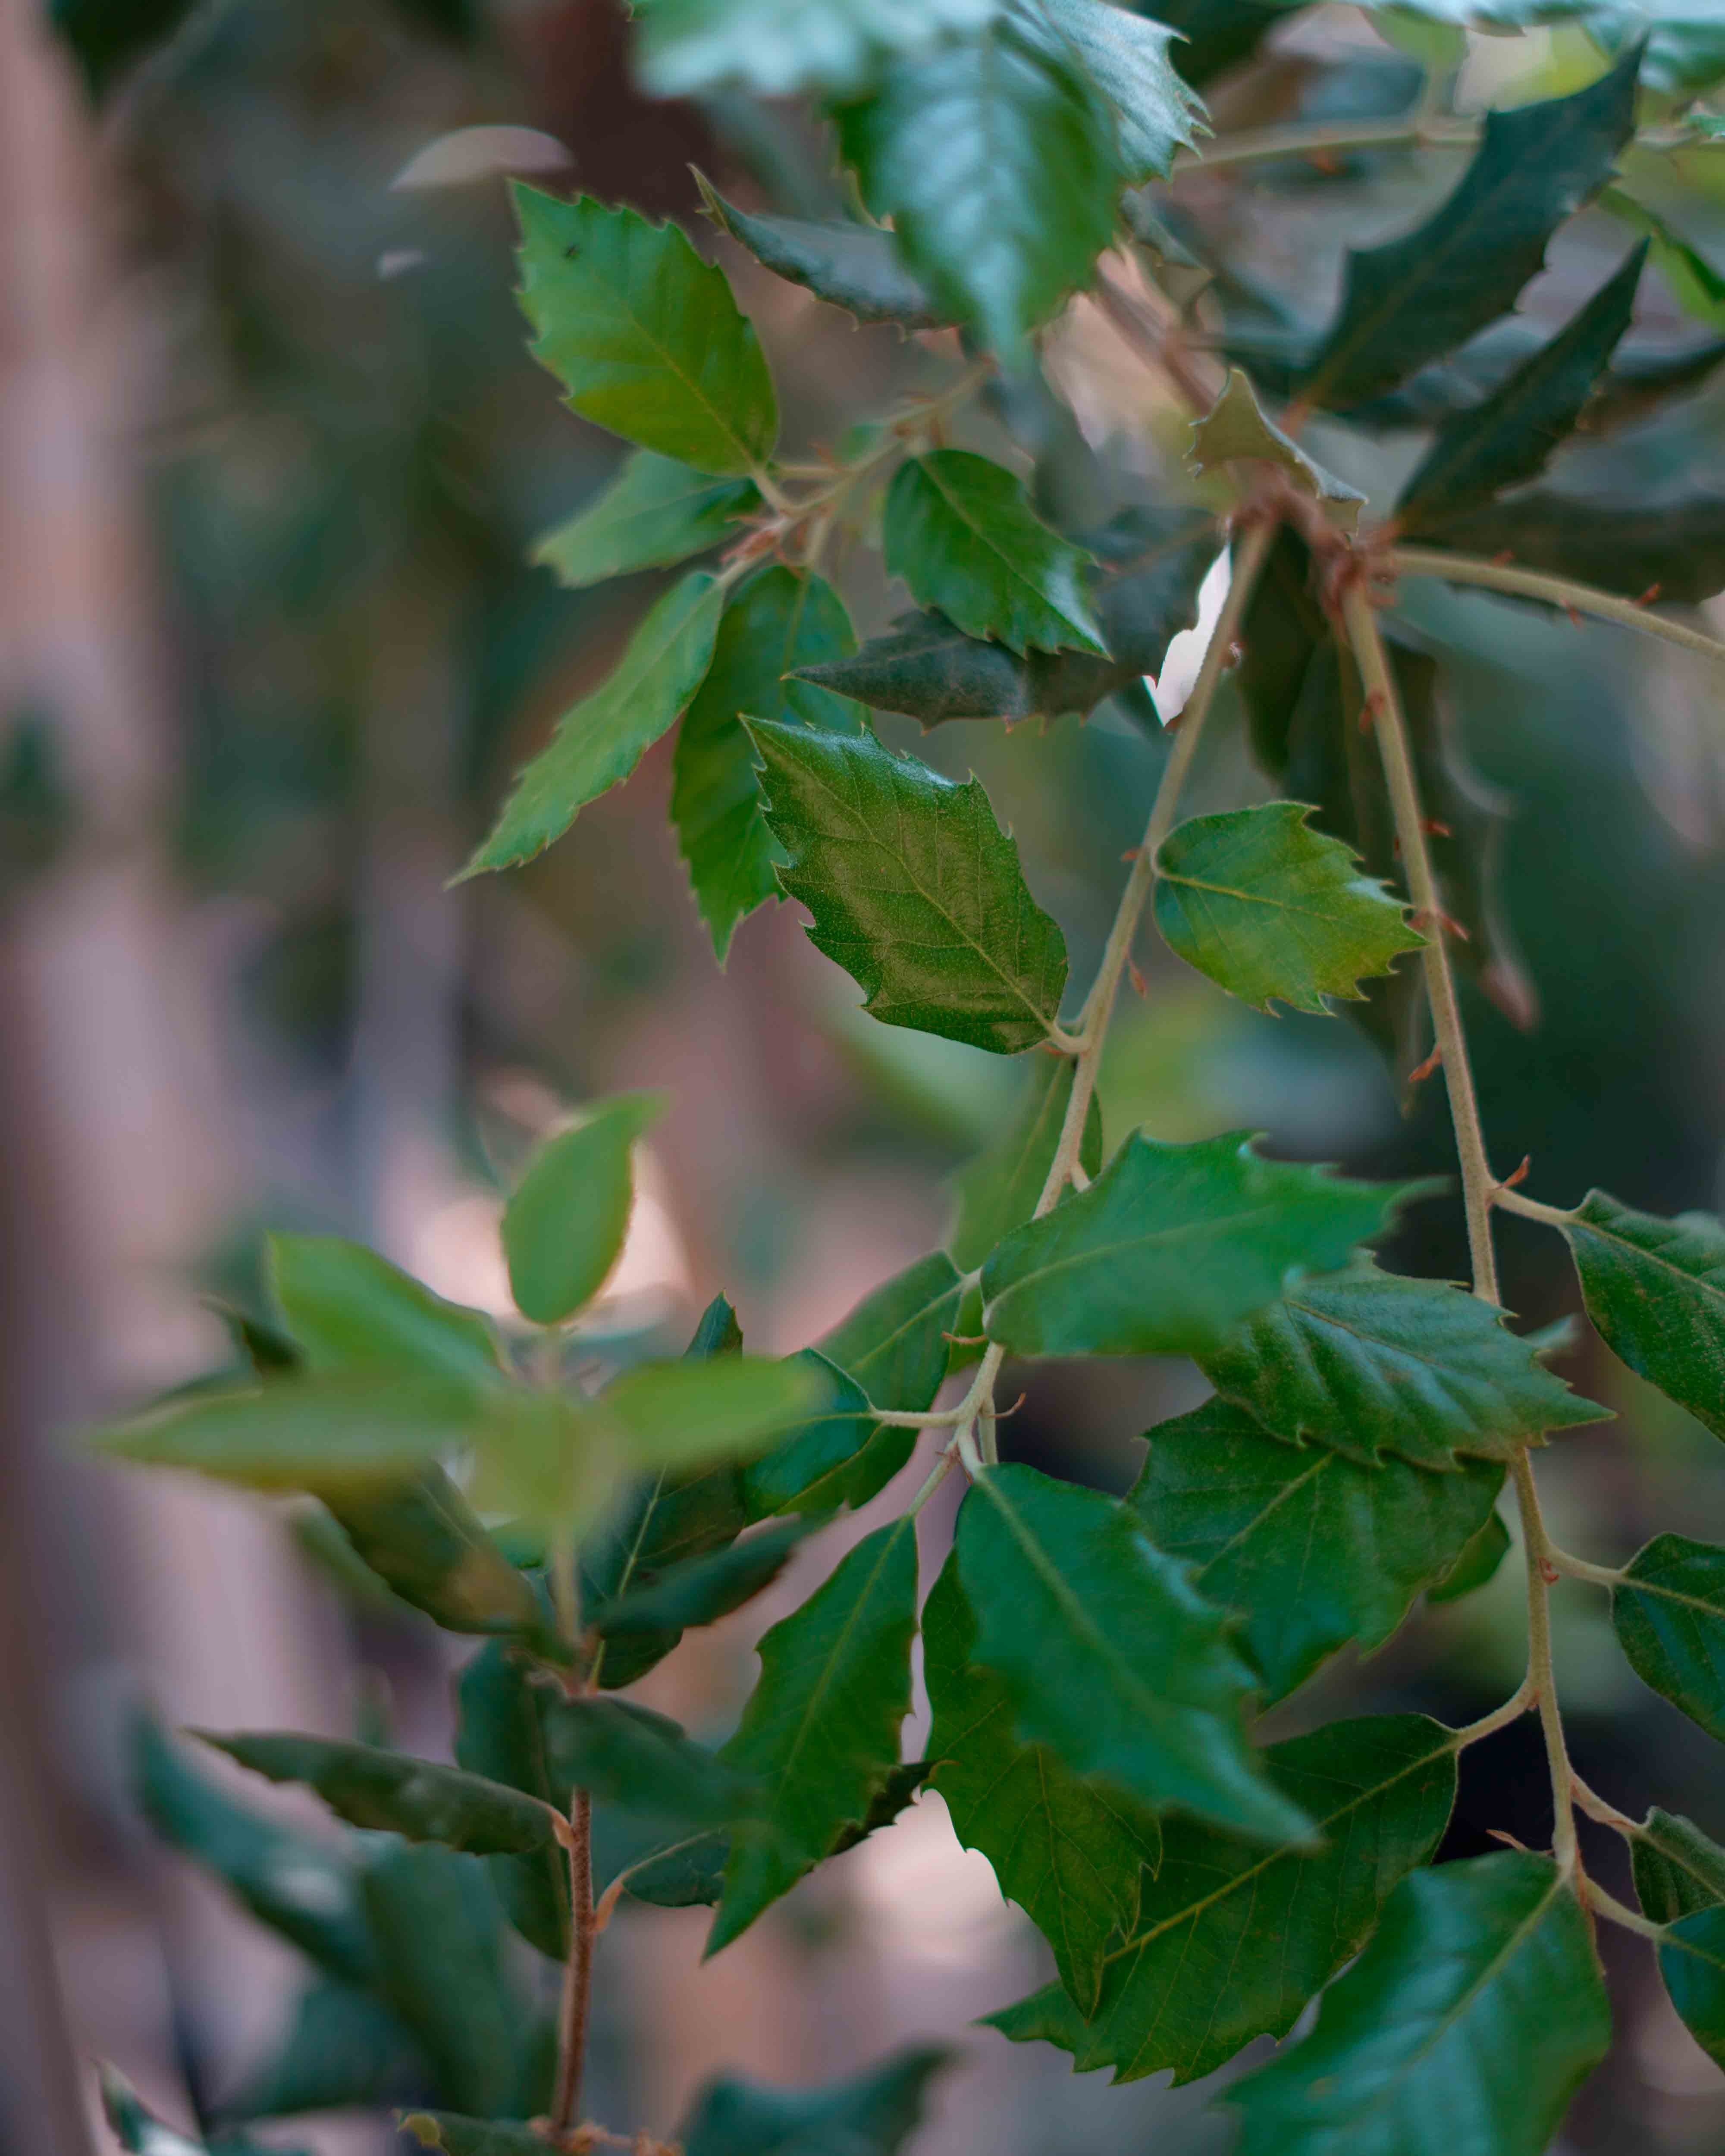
[10,1,1725,2153]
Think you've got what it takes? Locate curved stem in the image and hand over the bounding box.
[1573,1774,1641,1839]
[1494,1187,1573,1231]
[1585,1880,1667,1943]
[1390,546,1725,671]
[1548,1546,1625,1589]
[1178,116,1694,181]
[1449,1677,1534,1750]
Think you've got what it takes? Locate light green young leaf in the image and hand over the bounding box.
[267,1234,504,1384]
[697,174,946,329]
[1153,800,1422,1014]
[947,1056,1103,1274]
[749,719,1069,1054]
[882,451,1106,657]
[955,1463,1310,1843]
[924,1559,1160,2012]
[462,571,722,876]
[1224,1851,1610,2156]
[1039,0,1202,183]
[1612,1534,1725,1740]
[1634,1807,1725,1923]
[194,1730,559,1855]
[1558,1190,1725,1438]
[502,1091,666,1326]
[636,0,999,98]
[1132,1396,1503,1704]
[1187,371,1366,529]
[531,453,758,590]
[512,185,776,476]
[989,1714,1456,2085]
[709,1518,919,1952]
[835,8,1123,355]
[982,1131,1424,1360]
[1201,1261,1611,1468]
[674,2047,953,2156]
[671,567,863,964]
[600,1356,829,1469]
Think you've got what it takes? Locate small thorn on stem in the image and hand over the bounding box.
[1411,906,1470,941]
[1487,1828,1531,1852]
[1540,1557,1560,1586]
[994,1392,1030,1420]
[941,1331,987,1345]
[1563,603,1584,629]
[1491,549,1515,566]
[1128,959,1148,997]
[1360,686,1388,733]
[1409,1043,1443,1084]
[1422,817,1453,838]
[1492,1155,1532,1195]
[1634,582,1663,608]
[1121,846,1141,861]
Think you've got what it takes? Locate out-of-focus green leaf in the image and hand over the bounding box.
[948,1057,1102,1273]
[1201,1262,1611,1467]
[1398,244,1646,532]
[1612,1534,1725,1739]
[453,1643,574,1961]
[955,1464,1309,1842]
[321,1472,543,1641]
[636,0,998,98]
[502,1092,665,1326]
[1132,1396,1502,1703]
[1040,0,1202,183]
[1558,1191,1725,1438]
[672,567,862,964]
[1635,1807,1725,1921]
[592,1520,812,1637]
[709,1518,918,1952]
[1295,50,1641,410]
[462,572,722,876]
[698,176,946,328]
[1188,370,1365,528]
[267,1235,503,1384]
[531,454,758,590]
[100,2068,297,2156]
[223,1981,427,2119]
[1409,486,1725,602]
[924,1560,1160,2011]
[982,1131,1424,1360]
[989,1714,1455,2084]
[750,719,1069,1054]
[674,2047,953,2156]
[512,185,776,475]
[601,1355,828,1468]
[1154,800,1422,1015]
[1223,1851,1610,2156]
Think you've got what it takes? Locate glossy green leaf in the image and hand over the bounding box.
[956,1463,1309,1842]
[674,2047,952,2156]
[1132,1396,1502,1704]
[531,452,757,590]
[740,1349,880,1518]
[1613,1534,1725,1739]
[591,1519,812,1636]
[1201,1261,1610,1468]
[1225,1850,1610,2156]
[792,609,1127,727]
[1040,0,1201,183]
[462,571,722,876]
[225,1981,427,2119]
[502,1091,665,1325]
[1295,49,1641,411]
[267,1235,502,1383]
[1658,1907,1725,2071]
[708,1517,919,1952]
[1428,1507,1512,1604]
[636,0,997,97]
[195,1730,559,1854]
[1634,1807,1725,1922]
[1398,244,1647,532]
[1154,800,1421,1015]
[835,9,1123,355]
[750,719,1068,1054]
[948,1056,1103,1273]
[512,185,776,475]
[132,1714,377,1986]
[815,1249,964,1500]
[982,1131,1423,1360]
[672,567,862,963]
[883,451,1105,658]
[989,1714,1456,2084]
[1187,370,1365,529]
[924,1559,1160,2012]
[698,177,944,329]
[321,1471,544,1641]
[1559,1190,1725,1438]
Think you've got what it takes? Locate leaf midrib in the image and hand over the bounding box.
[913,457,1102,653]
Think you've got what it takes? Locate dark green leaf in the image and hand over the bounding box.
[322,1471,544,1641]
[924,1560,1160,2011]
[196,1731,559,1854]
[1559,1191,1725,1438]
[814,1249,963,1499]
[709,1518,919,1952]
[672,567,863,963]
[1295,49,1642,410]
[224,1981,427,2119]
[132,1714,377,1986]
[1132,1396,1503,1704]
[636,0,997,97]
[453,1642,574,1960]
[462,572,722,875]
[982,1131,1424,1360]
[1039,0,1201,183]
[698,176,945,329]
[1154,800,1422,1015]
[1409,485,1725,603]
[948,1056,1103,1273]
[1634,1807,1725,1922]
[835,9,1123,355]
[100,2068,300,2156]
[956,1463,1309,1842]
[1398,244,1647,532]
[1613,1534,1725,1739]
[545,1696,761,1821]
[1604,185,1725,333]
[1428,1508,1512,1603]
[268,1235,503,1384]
[1187,370,1366,528]
[591,1519,812,1635]
[401,2118,542,2156]
[989,1714,1455,2084]
[531,453,758,589]
[512,185,776,476]
[502,1092,665,1325]
[1658,1906,1725,2071]
[687,1290,745,1359]
[1223,1851,1610,2156]
[791,609,1127,727]
[740,1350,881,1518]
[750,719,1068,1054]
[675,2047,952,2156]
[1201,1261,1611,1468]
[884,451,1105,657]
